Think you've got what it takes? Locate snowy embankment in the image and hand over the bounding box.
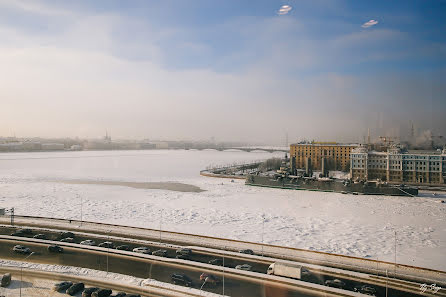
[0,150,445,271]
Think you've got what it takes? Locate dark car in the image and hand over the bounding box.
[82,287,99,297]
[176,248,192,255]
[11,231,25,237]
[12,245,31,254]
[152,249,168,257]
[91,288,112,297]
[354,285,377,295]
[19,228,33,235]
[60,237,75,243]
[48,245,64,253]
[126,295,141,297]
[66,282,85,295]
[98,241,114,248]
[116,245,131,251]
[33,233,47,239]
[199,273,220,286]
[1,273,11,287]
[53,281,73,292]
[111,292,127,297]
[175,254,191,260]
[208,258,223,266]
[60,231,75,239]
[80,239,96,246]
[239,249,254,255]
[325,279,346,289]
[171,273,193,287]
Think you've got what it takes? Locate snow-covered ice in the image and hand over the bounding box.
[0,150,445,271]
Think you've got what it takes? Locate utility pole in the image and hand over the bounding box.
[261,215,265,256]
[107,230,110,274]
[222,246,225,296]
[159,210,163,244]
[11,207,14,226]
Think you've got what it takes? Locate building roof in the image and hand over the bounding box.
[290,142,358,147]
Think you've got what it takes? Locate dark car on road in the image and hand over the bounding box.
[1,273,11,287]
[111,292,127,297]
[175,254,191,260]
[152,249,168,257]
[11,229,32,237]
[12,245,31,254]
[82,287,99,297]
[53,281,73,292]
[60,231,75,239]
[199,273,220,286]
[66,282,85,295]
[33,233,47,239]
[171,273,193,287]
[239,249,254,255]
[48,245,64,253]
[116,245,131,251]
[208,258,223,266]
[80,239,96,246]
[98,241,114,248]
[325,279,346,289]
[176,248,192,255]
[92,288,112,297]
[354,285,377,295]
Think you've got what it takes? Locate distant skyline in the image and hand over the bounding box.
[1,0,445,144]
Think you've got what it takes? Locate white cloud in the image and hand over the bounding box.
[278,5,292,15]
[361,19,378,28]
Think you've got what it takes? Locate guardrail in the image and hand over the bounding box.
[1,215,445,287]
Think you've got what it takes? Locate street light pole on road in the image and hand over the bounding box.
[20,252,35,297]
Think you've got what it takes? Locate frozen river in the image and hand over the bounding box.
[0,149,445,271]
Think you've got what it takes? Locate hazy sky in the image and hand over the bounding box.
[1,0,445,144]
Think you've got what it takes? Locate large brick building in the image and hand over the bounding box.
[350,146,446,184]
[290,142,358,172]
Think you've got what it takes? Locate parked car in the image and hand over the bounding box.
[325,279,346,289]
[1,273,11,287]
[53,281,73,292]
[239,249,254,255]
[18,228,33,235]
[33,233,47,239]
[66,282,85,295]
[176,248,192,255]
[171,273,193,287]
[133,247,151,254]
[235,264,252,271]
[199,273,220,286]
[176,254,190,260]
[125,295,141,297]
[98,241,114,248]
[60,237,75,243]
[354,285,377,295]
[48,245,64,253]
[82,287,99,297]
[110,292,127,297]
[80,239,96,246]
[116,245,131,251]
[11,231,25,237]
[208,258,223,266]
[92,288,112,297]
[152,249,168,257]
[12,245,31,254]
[60,231,75,239]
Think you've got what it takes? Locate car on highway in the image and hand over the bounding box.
[171,273,193,287]
[354,285,377,295]
[239,249,254,255]
[12,245,31,254]
[176,248,192,255]
[80,239,96,246]
[125,295,141,297]
[116,245,131,251]
[152,249,168,257]
[325,279,346,289]
[199,273,220,286]
[60,237,75,243]
[98,241,114,248]
[53,281,73,292]
[48,245,64,253]
[208,258,223,266]
[82,287,99,297]
[33,233,47,239]
[60,231,75,239]
[92,288,112,297]
[235,264,252,271]
[11,229,32,237]
[175,254,191,260]
[66,282,85,295]
[132,247,151,254]
[1,273,11,287]
[111,292,127,297]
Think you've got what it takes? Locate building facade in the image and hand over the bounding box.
[290,142,358,172]
[350,146,446,184]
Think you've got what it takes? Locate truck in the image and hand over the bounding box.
[267,262,302,279]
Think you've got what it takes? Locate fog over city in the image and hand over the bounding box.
[1,0,445,144]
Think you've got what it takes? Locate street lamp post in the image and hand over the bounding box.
[20,252,35,297]
[261,215,265,256]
